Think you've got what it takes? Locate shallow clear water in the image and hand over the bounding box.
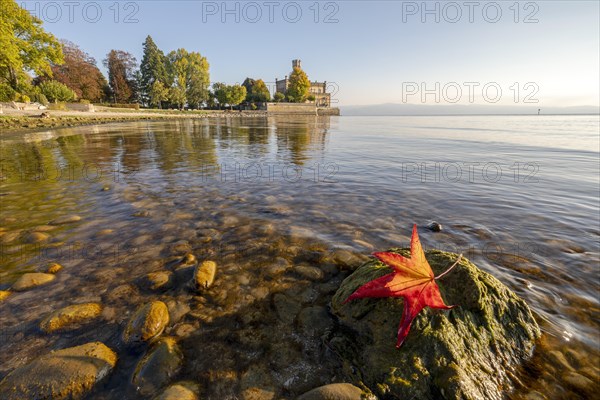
[0,115,598,399]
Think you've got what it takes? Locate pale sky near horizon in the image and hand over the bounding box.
[19,0,600,107]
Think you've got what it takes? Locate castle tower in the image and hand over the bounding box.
[292,59,302,69]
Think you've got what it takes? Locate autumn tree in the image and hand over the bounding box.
[0,0,63,91]
[140,35,169,106]
[103,50,137,103]
[286,66,310,103]
[242,78,271,103]
[45,40,107,101]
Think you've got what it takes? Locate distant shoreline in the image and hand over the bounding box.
[0,108,268,134]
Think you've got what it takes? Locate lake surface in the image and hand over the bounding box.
[0,115,598,399]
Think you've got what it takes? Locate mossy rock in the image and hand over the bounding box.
[0,342,117,400]
[331,249,541,400]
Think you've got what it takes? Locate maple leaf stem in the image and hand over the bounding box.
[435,254,463,280]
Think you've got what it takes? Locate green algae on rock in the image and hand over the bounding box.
[0,342,117,400]
[330,249,541,400]
[132,337,184,396]
[40,302,103,333]
[123,301,170,345]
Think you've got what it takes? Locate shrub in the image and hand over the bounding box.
[16,94,30,103]
[48,102,67,111]
[39,80,76,103]
[79,99,90,104]
[30,92,49,106]
[104,103,140,110]
[0,84,17,102]
[273,92,285,103]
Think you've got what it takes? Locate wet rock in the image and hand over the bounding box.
[132,337,183,396]
[0,342,117,400]
[0,290,10,301]
[331,249,541,400]
[46,262,63,274]
[265,257,291,275]
[133,210,150,217]
[297,383,366,400]
[241,366,276,400]
[426,221,442,232]
[0,231,21,244]
[140,271,174,291]
[193,260,217,291]
[273,293,301,324]
[12,272,55,291]
[23,231,50,243]
[165,300,190,324]
[325,249,368,270]
[153,381,199,400]
[49,215,81,225]
[40,302,102,333]
[294,265,324,281]
[297,306,334,337]
[170,240,192,255]
[32,225,56,232]
[123,301,170,345]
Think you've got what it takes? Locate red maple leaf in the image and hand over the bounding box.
[344,224,462,348]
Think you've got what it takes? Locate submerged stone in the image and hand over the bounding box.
[40,302,103,333]
[193,260,217,291]
[11,272,55,291]
[0,290,10,301]
[132,337,183,396]
[330,249,541,400]
[298,383,367,400]
[123,301,170,345]
[0,342,117,400]
[46,262,63,274]
[49,215,81,225]
[153,381,199,400]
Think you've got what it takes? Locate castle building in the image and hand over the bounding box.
[275,60,331,107]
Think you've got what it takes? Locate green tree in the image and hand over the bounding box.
[286,66,310,103]
[242,77,271,103]
[39,80,76,102]
[0,0,63,91]
[139,35,169,106]
[168,86,186,110]
[226,84,247,110]
[212,82,228,109]
[167,48,210,109]
[103,50,137,103]
[149,80,168,108]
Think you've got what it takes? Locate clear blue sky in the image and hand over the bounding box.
[21,1,600,107]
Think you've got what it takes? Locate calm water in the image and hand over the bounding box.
[0,115,598,399]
